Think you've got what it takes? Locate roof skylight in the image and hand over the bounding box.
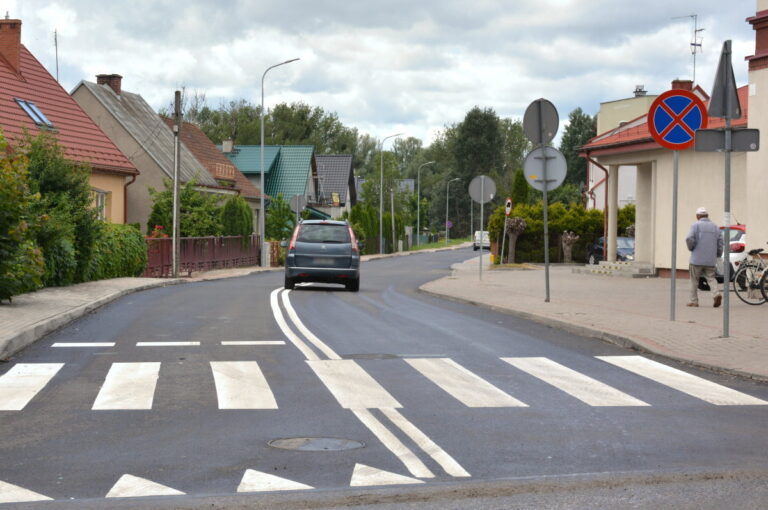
[15,99,54,128]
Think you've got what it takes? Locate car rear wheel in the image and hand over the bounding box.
[284,275,295,290]
[346,277,360,292]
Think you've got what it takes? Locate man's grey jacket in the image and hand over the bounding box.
[686,217,724,266]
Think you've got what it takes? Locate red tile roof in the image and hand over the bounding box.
[161,118,263,199]
[0,46,136,175]
[580,86,749,157]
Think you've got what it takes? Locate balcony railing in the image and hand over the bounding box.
[143,235,260,277]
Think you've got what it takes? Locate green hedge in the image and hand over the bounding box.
[82,223,147,281]
[488,202,635,263]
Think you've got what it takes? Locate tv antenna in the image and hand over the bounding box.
[673,14,704,84]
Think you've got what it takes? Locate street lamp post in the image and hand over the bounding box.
[379,133,402,254]
[445,178,460,245]
[416,161,435,247]
[260,57,299,267]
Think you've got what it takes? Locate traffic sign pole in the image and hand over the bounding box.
[670,150,679,321]
[647,88,708,322]
[479,177,485,281]
[537,101,551,302]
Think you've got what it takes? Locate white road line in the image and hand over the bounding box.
[237,470,313,492]
[136,342,200,347]
[597,356,768,406]
[350,463,423,487]
[281,290,341,360]
[352,409,434,478]
[502,357,649,407]
[210,361,277,409]
[52,343,115,348]
[0,480,52,503]
[92,363,160,410]
[380,408,471,477]
[0,363,64,411]
[270,288,320,361]
[307,360,402,409]
[106,474,184,498]
[406,358,527,408]
[221,341,285,346]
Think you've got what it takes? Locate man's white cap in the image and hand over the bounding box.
[696,207,708,215]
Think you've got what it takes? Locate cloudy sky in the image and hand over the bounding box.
[3,0,758,144]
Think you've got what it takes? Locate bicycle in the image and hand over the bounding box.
[732,247,766,305]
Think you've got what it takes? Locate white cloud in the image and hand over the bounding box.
[4,0,759,144]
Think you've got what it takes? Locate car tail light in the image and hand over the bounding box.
[348,226,358,253]
[730,242,745,253]
[288,225,301,251]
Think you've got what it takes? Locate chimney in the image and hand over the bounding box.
[746,8,768,71]
[222,139,234,153]
[671,79,693,91]
[0,17,22,74]
[96,74,123,95]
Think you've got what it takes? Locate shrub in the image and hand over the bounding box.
[221,195,254,237]
[0,135,44,302]
[83,223,148,281]
[22,132,101,285]
[487,201,631,263]
[147,179,223,237]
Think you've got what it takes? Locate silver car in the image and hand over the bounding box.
[284,220,361,291]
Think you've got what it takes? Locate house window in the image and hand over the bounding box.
[15,99,54,128]
[92,188,110,221]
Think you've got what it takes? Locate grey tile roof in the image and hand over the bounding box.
[79,81,217,187]
[315,154,353,204]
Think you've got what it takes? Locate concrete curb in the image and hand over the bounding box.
[418,286,768,383]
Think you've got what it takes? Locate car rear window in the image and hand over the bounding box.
[297,224,351,244]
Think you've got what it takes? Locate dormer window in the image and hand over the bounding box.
[15,99,54,128]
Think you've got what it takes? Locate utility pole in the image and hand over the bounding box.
[172,91,182,278]
[390,187,396,251]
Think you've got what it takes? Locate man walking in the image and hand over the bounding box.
[685,207,724,308]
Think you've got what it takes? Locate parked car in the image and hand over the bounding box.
[284,220,360,291]
[586,236,635,265]
[715,224,747,283]
[473,231,490,251]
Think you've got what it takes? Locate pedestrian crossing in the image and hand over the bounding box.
[0,356,765,412]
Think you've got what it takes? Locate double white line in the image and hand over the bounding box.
[269,288,470,479]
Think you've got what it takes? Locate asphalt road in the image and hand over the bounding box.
[1,248,767,508]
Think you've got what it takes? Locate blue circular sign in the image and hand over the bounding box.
[647,90,709,150]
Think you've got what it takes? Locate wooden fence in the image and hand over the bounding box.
[143,235,260,277]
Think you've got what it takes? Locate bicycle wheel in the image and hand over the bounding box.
[760,268,768,303]
[733,264,766,305]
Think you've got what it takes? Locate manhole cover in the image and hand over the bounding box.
[268,437,365,451]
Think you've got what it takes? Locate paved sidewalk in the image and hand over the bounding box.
[421,256,768,381]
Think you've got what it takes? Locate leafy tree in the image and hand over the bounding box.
[559,108,596,187]
[220,195,254,237]
[0,134,44,302]
[510,168,529,207]
[147,180,223,237]
[24,132,101,285]
[265,193,296,240]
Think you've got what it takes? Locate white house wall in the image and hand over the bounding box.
[597,148,747,271]
[747,63,768,257]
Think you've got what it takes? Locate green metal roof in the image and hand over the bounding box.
[221,145,280,175]
[265,146,315,202]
